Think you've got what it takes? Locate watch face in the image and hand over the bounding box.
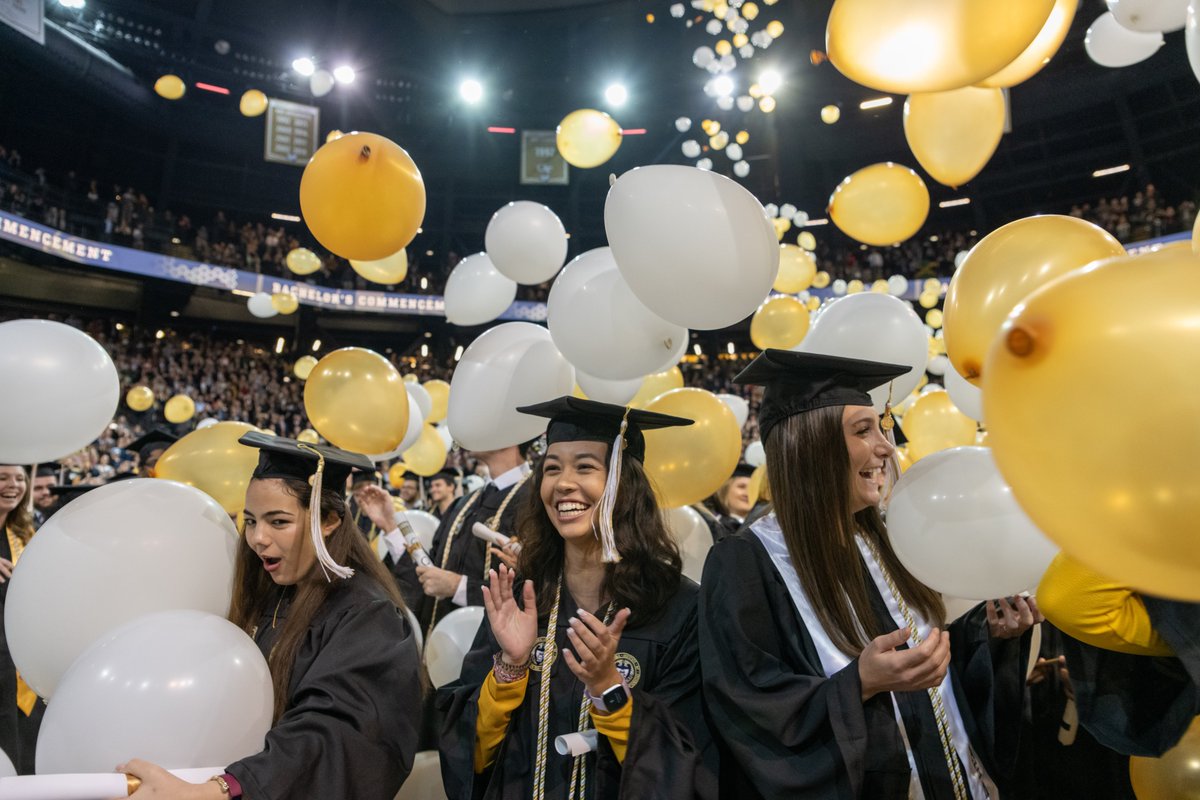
[602,685,629,711]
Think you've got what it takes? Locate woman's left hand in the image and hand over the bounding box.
[562,607,632,697]
[118,760,222,799]
[986,595,1044,639]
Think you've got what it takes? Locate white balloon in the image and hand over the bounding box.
[716,95,735,110]
[675,116,692,132]
[886,447,1059,600]
[682,140,701,159]
[717,393,749,429]
[696,158,713,171]
[0,747,13,777]
[447,323,575,451]
[920,382,944,394]
[887,274,909,296]
[693,46,715,67]
[548,248,686,381]
[705,19,723,35]
[407,381,433,421]
[484,201,568,285]
[944,361,983,422]
[669,2,685,17]
[606,165,779,330]
[763,203,779,218]
[35,610,271,774]
[725,143,743,161]
[310,69,335,97]
[739,44,756,59]
[779,203,797,220]
[0,320,119,464]
[577,370,644,405]
[368,393,425,460]
[247,292,277,318]
[398,509,439,551]
[195,417,220,430]
[942,596,980,624]
[736,95,755,112]
[665,506,713,584]
[792,210,810,226]
[832,279,848,296]
[444,253,518,326]
[5,479,237,698]
[926,354,949,377]
[1085,12,1164,67]
[798,293,929,413]
[744,440,765,467]
[1107,0,1188,31]
[733,160,750,178]
[719,54,737,71]
[396,751,448,800]
[435,423,454,452]
[425,606,485,688]
[1187,0,1200,83]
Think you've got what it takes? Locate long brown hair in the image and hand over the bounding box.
[516,452,682,626]
[227,477,406,721]
[765,406,943,657]
[0,466,35,545]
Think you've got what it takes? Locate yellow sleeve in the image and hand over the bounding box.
[1037,552,1173,657]
[474,669,528,773]
[589,697,634,763]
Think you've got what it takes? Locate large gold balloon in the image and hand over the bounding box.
[829,163,930,246]
[271,292,299,315]
[423,379,450,423]
[285,247,322,276]
[825,0,1055,94]
[643,388,742,508]
[303,347,410,454]
[750,296,810,350]
[404,424,448,477]
[239,89,268,117]
[903,390,976,462]
[904,87,1006,188]
[299,132,426,261]
[748,464,771,505]
[984,252,1200,601]
[155,421,260,515]
[297,428,320,444]
[164,394,196,424]
[556,109,622,169]
[977,0,1077,88]
[154,75,186,100]
[1130,717,1200,799]
[944,215,1124,384]
[629,366,685,409]
[293,355,318,380]
[350,248,408,285]
[126,386,154,412]
[775,244,817,293]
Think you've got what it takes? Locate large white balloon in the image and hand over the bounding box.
[605,165,779,330]
[717,393,750,429]
[36,610,271,774]
[368,393,424,461]
[665,506,713,584]
[5,479,237,698]
[944,362,983,422]
[0,747,13,777]
[886,447,1059,600]
[485,201,568,285]
[744,440,765,467]
[1188,0,1200,83]
[443,253,518,326]
[1107,0,1188,31]
[246,292,277,318]
[576,370,644,405]
[396,751,448,800]
[0,320,120,464]
[548,248,686,381]
[798,293,928,413]
[447,323,575,451]
[1085,12,1164,67]
[425,606,485,689]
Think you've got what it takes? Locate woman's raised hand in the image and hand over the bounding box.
[483,563,539,669]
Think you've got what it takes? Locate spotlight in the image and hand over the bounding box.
[292,57,315,76]
[758,69,782,95]
[459,79,483,104]
[333,65,355,84]
[58,0,86,8]
[604,83,628,106]
[713,75,735,97]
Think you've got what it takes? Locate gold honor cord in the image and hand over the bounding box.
[481,472,532,576]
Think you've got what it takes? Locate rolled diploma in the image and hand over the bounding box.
[472,523,521,554]
[554,729,599,758]
[393,511,433,567]
[0,767,220,800]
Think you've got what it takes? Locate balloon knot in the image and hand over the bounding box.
[1005,328,1036,358]
[359,145,372,160]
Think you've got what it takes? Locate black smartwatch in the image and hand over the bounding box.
[589,682,630,714]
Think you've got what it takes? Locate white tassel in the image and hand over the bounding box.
[880,394,901,511]
[301,447,354,581]
[594,417,627,564]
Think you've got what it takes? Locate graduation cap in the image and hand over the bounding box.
[34,462,62,479]
[731,462,756,480]
[238,431,375,581]
[517,396,693,563]
[129,429,179,460]
[350,469,382,487]
[733,349,911,442]
[429,470,459,485]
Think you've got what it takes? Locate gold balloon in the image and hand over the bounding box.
[821,104,841,124]
[811,269,831,288]
[829,162,930,246]
[984,252,1200,601]
[303,347,410,454]
[826,0,1055,94]
[299,131,426,261]
[759,97,777,113]
[349,248,408,285]
[750,296,811,350]
[164,394,196,424]
[736,130,750,145]
[766,20,784,38]
[774,244,817,293]
[871,279,889,293]
[1130,717,1200,799]
[403,374,419,384]
[388,462,409,490]
[285,247,323,276]
[919,291,940,307]
[643,388,742,509]
[904,87,1006,188]
[847,279,864,294]
[293,355,318,380]
[297,428,320,444]
[798,231,817,251]
[556,109,622,169]
[629,367,684,409]
[742,2,759,20]
[772,217,792,240]
[1194,214,1200,256]
[904,390,977,462]
[944,215,1124,384]
[806,296,821,311]
[271,292,299,315]
[572,384,589,399]
[926,308,944,329]
[423,380,450,423]
[155,421,260,515]
[896,447,913,473]
[923,278,943,293]
[404,424,448,477]
[239,89,268,117]
[977,0,1077,88]
[716,39,733,56]
[154,75,186,100]
[126,386,154,412]
[748,464,771,506]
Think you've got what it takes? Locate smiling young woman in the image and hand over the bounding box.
[0,463,35,772]
[438,397,717,800]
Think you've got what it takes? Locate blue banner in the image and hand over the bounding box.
[0,210,548,322]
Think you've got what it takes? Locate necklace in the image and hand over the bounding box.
[271,591,286,629]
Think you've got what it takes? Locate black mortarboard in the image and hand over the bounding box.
[734,350,911,442]
[430,470,459,484]
[35,463,62,479]
[732,462,756,480]
[239,431,374,488]
[516,396,694,462]
[350,469,381,486]
[129,429,179,459]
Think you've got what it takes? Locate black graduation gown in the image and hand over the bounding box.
[0,532,20,771]
[1057,596,1200,757]
[699,531,1029,800]
[226,575,423,800]
[436,580,717,800]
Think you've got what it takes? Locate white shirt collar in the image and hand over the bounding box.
[489,462,530,491]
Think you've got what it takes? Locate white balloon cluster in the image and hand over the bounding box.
[1085,0,1182,68]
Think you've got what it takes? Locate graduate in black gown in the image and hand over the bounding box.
[696,462,755,543]
[121,433,422,800]
[438,397,718,800]
[700,351,1039,800]
[0,464,35,772]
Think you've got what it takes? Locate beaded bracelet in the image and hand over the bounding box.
[493,651,531,683]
